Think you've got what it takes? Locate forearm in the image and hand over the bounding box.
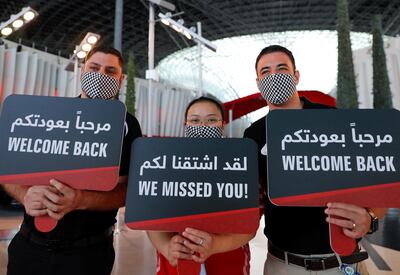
[2,184,29,204]
[211,232,255,255]
[77,176,128,211]
[147,231,175,257]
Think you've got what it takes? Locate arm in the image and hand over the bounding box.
[325,202,387,238]
[74,176,128,210]
[42,176,128,220]
[2,184,29,204]
[147,231,192,266]
[182,228,255,263]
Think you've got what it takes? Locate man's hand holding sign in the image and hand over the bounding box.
[22,180,83,220]
[267,109,398,255]
[0,95,126,231]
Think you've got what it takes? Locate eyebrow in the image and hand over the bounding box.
[276,63,289,68]
[260,63,289,71]
[188,113,219,117]
[88,62,101,67]
[88,62,119,71]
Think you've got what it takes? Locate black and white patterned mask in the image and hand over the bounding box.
[81,71,120,99]
[257,73,297,105]
[184,125,223,138]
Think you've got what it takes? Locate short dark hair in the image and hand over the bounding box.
[255,45,296,72]
[84,44,124,68]
[185,96,225,121]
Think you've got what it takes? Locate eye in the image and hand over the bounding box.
[106,68,118,76]
[207,118,219,123]
[261,69,270,75]
[188,119,200,125]
[277,65,289,72]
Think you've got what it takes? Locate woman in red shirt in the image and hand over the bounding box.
[147,96,254,275]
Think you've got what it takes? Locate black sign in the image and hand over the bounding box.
[267,109,400,207]
[0,95,125,191]
[125,138,259,233]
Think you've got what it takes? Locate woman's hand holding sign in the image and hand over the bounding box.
[182,227,255,263]
[166,234,193,266]
[182,228,215,263]
[147,232,193,266]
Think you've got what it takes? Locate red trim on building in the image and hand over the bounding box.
[223,90,336,121]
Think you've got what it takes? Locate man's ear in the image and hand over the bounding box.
[294,70,300,85]
[254,69,261,81]
[80,64,85,79]
[119,74,125,88]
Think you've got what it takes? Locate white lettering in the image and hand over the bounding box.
[282,155,353,172]
[161,181,212,197]
[282,156,296,170]
[73,142,107,157]
[216,183,247,199]
[356,156,396,172]
[8,137,70,155]
[138,181,158,196]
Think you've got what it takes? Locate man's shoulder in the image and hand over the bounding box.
[125,112,139,125]
[244,116,266,138]
[124,112,142,139]
[301,97,335,110]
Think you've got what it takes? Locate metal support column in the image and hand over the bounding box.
[114,0,123,52]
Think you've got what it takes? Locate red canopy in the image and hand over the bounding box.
[223,90,336,122]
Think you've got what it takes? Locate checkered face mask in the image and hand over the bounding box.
[257,73,297,105]
[81,71,120,99]
[184,125,223,138]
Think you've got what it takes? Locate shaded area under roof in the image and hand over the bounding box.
[1,0,399,76]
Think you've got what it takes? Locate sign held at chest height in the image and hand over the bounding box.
[0,95,126,191]
[267,109,400,207]
[125,138,260,233]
